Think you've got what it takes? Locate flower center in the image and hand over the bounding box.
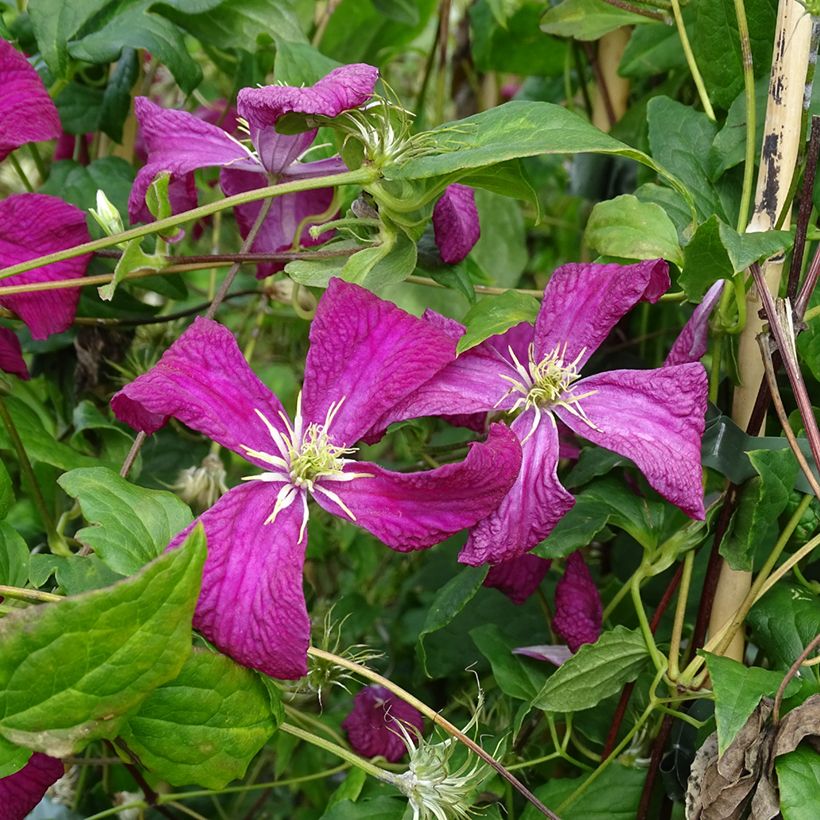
[287,422,356,491]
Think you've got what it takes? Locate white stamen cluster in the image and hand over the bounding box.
[498,342,598,441]
[240,394,371,541]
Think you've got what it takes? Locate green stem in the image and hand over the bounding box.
[709,331,724,403]
[670,0,716,121]
[631,573,667,674]
[733,0,756,230]
[7,153,34,192]
[602,565,643,621]
[0,167,379,281]
[26,143,48,185]
[667,550,694,680]
[0,584,62,603]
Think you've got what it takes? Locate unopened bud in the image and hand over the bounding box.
[173,454,228,511]
[89,190,124,237]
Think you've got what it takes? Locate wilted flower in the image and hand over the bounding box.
[173,453,229,512]
[343,685,424,762]
[432,184,480,264]
[367,260,708,565]
[0,752,64,820]
[112,279,521,678]
[551,552,602,652]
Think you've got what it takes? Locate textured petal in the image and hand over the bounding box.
[433,184,480,264]
[0,752,64,820]
[111,317,290,469]
[169,483,310,679]
[486,320,536,365]
[552,552,602,652]
[342,685,424,762]
[220,167,335,278]
[664,280,725,366]
[459,412,575,566]
[0,328,29,380]
[0,40,61,163]
[254,129,315,175]
[237,63,379,134]
[483,554,551,604]
[513,645,573,666]
[312,423,522,551]
[555,364,707,519]
[0,194,91,339]
[301,279,459,445]
[128,97,258,223]
[534,260,670,367]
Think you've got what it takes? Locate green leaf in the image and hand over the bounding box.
[340,231,418,289]
[120,649,278,788]
[703,652,799,756]
[470,188,528,288]
[28,554,123,594]
[0,523,28,587]
[57,467,193,575]
[417,565,488,676]
[55,83,104,134]
[619,20,688,78]
[540,0,649,41]
[68,1,202,94]
[456,290,540,354]
[372,0,419,25]
[0,735,32,779]
[0,459,13,520]
[535,495,611,559]
[0,529,205,756]
[681,215,792,300]
[533,627,650,712]
[273,40,341,85]
[385,101,694,217]
[98,238,165,302]
[692,0,776,110]
[797,288,820,382]
[777,747,820,820]
[325,767,367,808]
[471,0,567,76]
[720,449,799,572]
[100,47,139,142]
[747,583,820,669]
[585,194,684,267]
[522,762,646,819]
[320,796,407,820]
[470,623,547,701]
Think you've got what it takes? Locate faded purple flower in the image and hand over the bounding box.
[0,752,63,820]
[483,554,551,604]
[664,280,725,367]
[513,644,573,666]
[433,184,480,264]
[0,194,92,339]
[0,327,29,380]
[111,279,521,679]
[342,685,424,762]
[0,39,61,164]
[365,259,708,566]
[129,65,378,274]
[551,552,602,652]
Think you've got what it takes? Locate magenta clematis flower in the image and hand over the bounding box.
[0,39,61,163]
[483,554,551,604]
[433,184,480,264]
[664,279,725,367]
[342,685,424,762]
[0,194,92,339]
[366,260,708,566]
[111,279,521,679]
[0,327,29,380]
[0,753,64,820]
[128,64,379,272]
[551,552,602,652]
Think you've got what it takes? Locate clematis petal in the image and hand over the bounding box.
[433,184,481,264]
[168,482,310,679]
[459,411,575,566]
[111,317,290,469]
[219,167,335,278]
[237,63,379,135]
[301,279,459,445]
[0,40,61,163]
[0,752,64,820]
[0,194,91,339]
[0,328,29,380]
[342,685,424,762]
[533,260,670,368]
[254,129,315,176]
[486,320,536,365]
[554,364,707,519]
[311,423,522,551]
[552,552,602,652]
[128,97,258,223]
[513,645,573,666]
[664,280,725,366]
[483,554,552,605]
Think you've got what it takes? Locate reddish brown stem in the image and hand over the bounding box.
[636,714,674,820]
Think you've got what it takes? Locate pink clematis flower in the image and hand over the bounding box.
[111,279,521,679]
[366,260,708,566]
[433,184,480,264]
[0,39,61,163]
[483,554,551,604]
[664,279,725,367]
[551,552,602,652]
[0,752,64,820]
[129,64,379,274]
[342,685,424,762]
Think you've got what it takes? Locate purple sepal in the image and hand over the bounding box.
[665,280,725,366]
[483,554,551,604]
[433,184,481,264]
[552,552,602,653]
[0,752,64,820]
[0,328,29,380]
[513,644,573,666]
